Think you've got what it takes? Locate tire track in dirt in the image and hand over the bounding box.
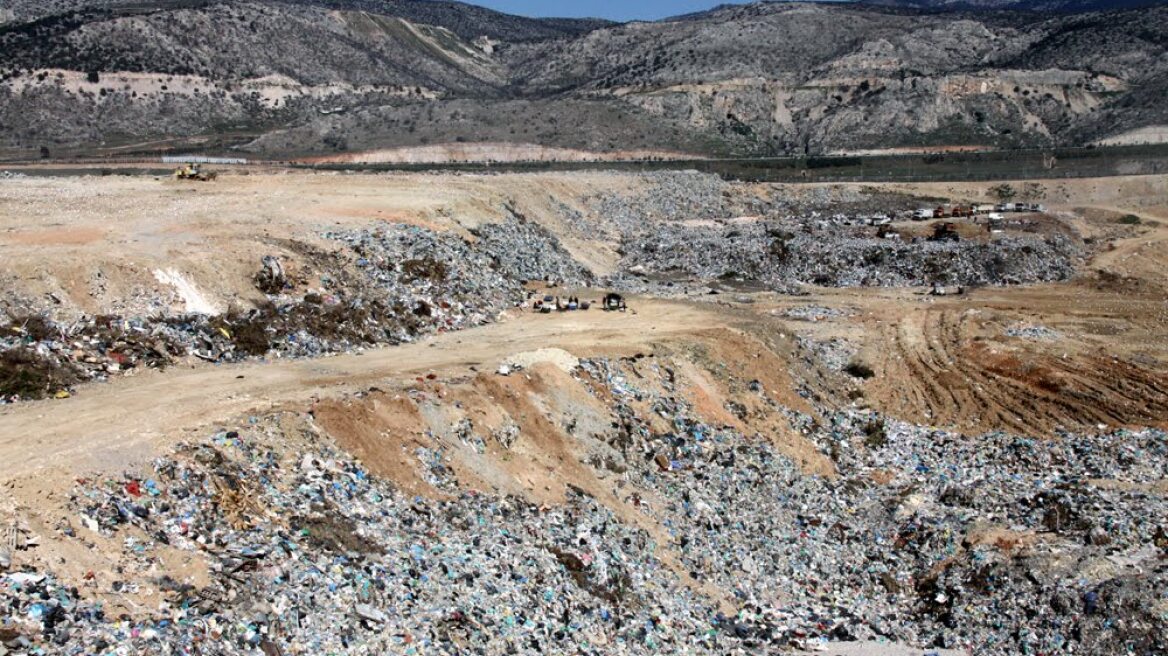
[867,304,1168,435]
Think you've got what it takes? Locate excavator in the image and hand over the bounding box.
[173,162,217,182]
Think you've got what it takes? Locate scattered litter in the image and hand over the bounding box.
[781,306,854,322]
[1006,323,1063,340]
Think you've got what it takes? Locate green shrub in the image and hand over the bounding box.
[845,361,876,379]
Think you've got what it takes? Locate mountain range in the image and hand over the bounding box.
[1,0,1166,159]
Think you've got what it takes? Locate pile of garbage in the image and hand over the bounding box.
[2,171,1091,402]
[575,173,911,234]
[616,221,1079,289]
[469,218,594,287]
[0,314,180,402]
[1,222,531,402]
[563,172,1079,293]
[2,419,728,655]
[780,306,855,322]
[1005,323,1064,341]
[571,357,1168,654]
[2,353,1166,654]
[796,335,859,373]
[175,220,540,360]
[582,172,736,235]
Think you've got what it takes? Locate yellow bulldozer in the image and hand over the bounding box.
[173,162,217,181]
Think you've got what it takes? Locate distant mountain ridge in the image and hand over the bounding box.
[861,0,1168,13]
[0,0,613,40]
[1,0,1166,159]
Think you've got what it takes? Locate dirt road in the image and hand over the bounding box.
[0,299,720,479]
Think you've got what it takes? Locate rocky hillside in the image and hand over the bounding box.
[0,0,1166,158]
[0,0,612,39]
[504,2,1168,155]
[866,0,1168,13]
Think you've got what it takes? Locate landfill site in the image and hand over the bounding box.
[0,167,1166,656]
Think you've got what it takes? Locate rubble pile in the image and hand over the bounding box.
[617,222,1079,289]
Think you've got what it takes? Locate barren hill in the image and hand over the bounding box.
[865,0,1168,13]
[0,1,1166,158]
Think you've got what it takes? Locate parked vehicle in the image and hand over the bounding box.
[604,293,627,312]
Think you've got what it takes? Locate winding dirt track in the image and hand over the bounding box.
[0,299,721,479]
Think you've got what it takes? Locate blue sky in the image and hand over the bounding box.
[467,1,752,21]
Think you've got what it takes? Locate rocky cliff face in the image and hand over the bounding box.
[0,0,1165,158]
[503,3,1168,155]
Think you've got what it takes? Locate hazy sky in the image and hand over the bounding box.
[466,1,752,21]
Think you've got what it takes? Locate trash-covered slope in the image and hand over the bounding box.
[2,344,1165,654]
[0,216,590,401]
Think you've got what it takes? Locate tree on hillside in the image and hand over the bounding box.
[990,183,1016,202]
